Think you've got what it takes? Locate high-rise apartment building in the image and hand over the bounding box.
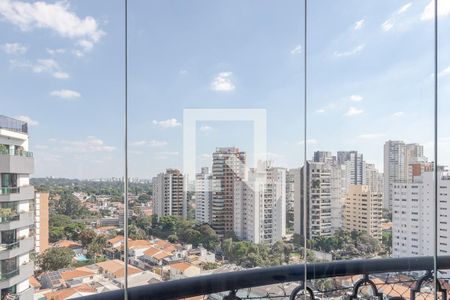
[34,192,49,254]
[365,163,384,193]
[234,163,286,244]
[338,151,365,185]
[392,169,449,258]
[195,167,212,224]
[211,147,246,236]
[343,185,382,240]
[384,141,425,210]
[152,169,186,219]
[330,163,347,232]
[313,151,332,163]
[285,169,297,228]
[294,161,332,239]
[0,116,35,299]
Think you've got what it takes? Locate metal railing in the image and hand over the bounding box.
[77,256,450,300]
[0,149,33,157]
[0,269,19,281]
[0,187,20,195]
[0,241,20,251]
[0,116,27,134]
[0,214,20,224]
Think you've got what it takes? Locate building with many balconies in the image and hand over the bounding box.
[0,115,35,300]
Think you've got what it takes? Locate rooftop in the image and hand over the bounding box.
[0,115,28,134]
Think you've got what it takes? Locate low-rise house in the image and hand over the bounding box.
[43,283,96,300]
[168,262,201,280]
[39,267,97,289]
[96,259,141,279]
[54,240,83,255]
[112,270,162,288]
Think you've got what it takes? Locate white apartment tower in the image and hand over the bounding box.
[294,161,332,239]
[285,169,297,229]
[343,185,382,240]
[337,151,365,185]
[152,169,186,219]
[211,147,246,236]
[392,169,449,258]
[384,141,425,210]
[195,167,212,224]
[234,163,286,244]
[0,116,35,299]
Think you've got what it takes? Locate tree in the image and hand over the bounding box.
[38,247,74,271]
[87,235,107,261]
[128,224,146,240]
[54,191,83,217]
[80,229,97,249]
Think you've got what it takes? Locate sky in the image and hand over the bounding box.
[1,0,450,179]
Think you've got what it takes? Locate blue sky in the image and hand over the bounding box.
[1,0,450,179]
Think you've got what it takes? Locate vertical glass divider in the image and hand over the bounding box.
[124,0,129,299]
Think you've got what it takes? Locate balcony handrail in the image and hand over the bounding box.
[0,149,33,157]
[0,187,20,195]
[0,268,19,281]
[77,256,450,300]
[0,241,20,251]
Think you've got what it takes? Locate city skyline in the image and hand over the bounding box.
[2,0,450,179]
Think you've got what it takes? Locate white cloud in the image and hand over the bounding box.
[52,71,69,79]
[2,42,26,54]
[179,69,188,75]
[152,118,181,128]
[60,136,115,153]
[46,48,66,55]
[0,0,104,53]
[334,44,365,57]
[381,2,413,32]
[398,2,413,14]
[345,107,364,116]
[392,111,404,117]
[358,133,385,139]
[298,139,318,145]
[316,109,325,113]
[349,95,363,102]
[439,66,450,77]
[72,49,84,57]
[290,44,302,55]
[50,89,80,99]
[9,58,68,77]
[199,125,213,133]
[77,39,93,51]
[211,72,235,92]
[131,140,167,147]
[33,58,58,72]
[381,18,395,31]
[421,0,450,21]
[15,115,38,126]
[354,19,365,30]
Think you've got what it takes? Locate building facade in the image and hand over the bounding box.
[34,192,49,254]
[294,161,332,239]
[392,169,449,258]
[195,167,212,224]
[234,163,286,244]
[384,141,425,210]
[0,116,35,300]
[343,185,382,240]
[211,148,246,237]
[152,169,186,219]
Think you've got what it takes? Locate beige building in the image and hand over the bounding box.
[343,185,382,240]
[152,169,186,219]
[35,192,49,253]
